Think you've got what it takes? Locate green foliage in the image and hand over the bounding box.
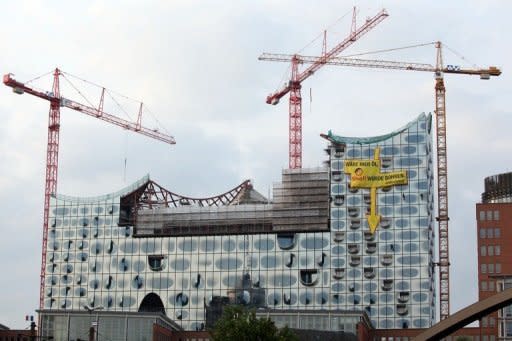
[212,305,298,341]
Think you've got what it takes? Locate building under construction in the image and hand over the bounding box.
[39,113,435,336]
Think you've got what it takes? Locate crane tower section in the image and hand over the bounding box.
[261,8,388,169]
[4,69,175,309]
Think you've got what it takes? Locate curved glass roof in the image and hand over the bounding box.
[323,113,431,145]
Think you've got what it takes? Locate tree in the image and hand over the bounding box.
[211,305,298,341]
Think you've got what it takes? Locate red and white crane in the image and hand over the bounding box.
[3,68,175,309]
[260,7,388,169]
[259,43,501,320]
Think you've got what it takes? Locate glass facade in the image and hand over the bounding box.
[44,113,435,330]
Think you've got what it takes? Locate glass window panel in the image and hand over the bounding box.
[489,281,495,291]
[489,264,495,274]
[480,228,486,239]
[487,229,494,238]
[481,264,487,274]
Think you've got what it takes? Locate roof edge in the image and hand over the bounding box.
[54,174,150,203]
[321,113,429,145]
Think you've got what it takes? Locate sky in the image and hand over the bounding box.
[0,0,511,330]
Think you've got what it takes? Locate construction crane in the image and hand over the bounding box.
[260,7,389,169]
[3,68,176,309]
[259,42,501,320]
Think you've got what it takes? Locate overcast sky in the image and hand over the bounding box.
[1,0,511,329]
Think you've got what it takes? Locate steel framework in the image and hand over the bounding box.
[260,8,388,169]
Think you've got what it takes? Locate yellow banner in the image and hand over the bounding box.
[350,170,408,188]
[342,147,409,234]
[344,159,408,188]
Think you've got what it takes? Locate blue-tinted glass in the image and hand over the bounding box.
[406,134,425,143]
[402,146,417,154]
[413,293,428,302]
[301,237,328,249]
[381,146,399,156]
[332,245,345,255]
[397,255,422,265]
[399,206,418,215]
[399,268,419,277]
[215,257,242,270]
[347,149,361,157]
[254,238,274,251]
[179,240,198,252]
[396,219,409,228]
[170,258,190,271]
[399,231,418,240]
[223,239,236,252]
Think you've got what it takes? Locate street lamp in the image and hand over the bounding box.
[83,305,104,341]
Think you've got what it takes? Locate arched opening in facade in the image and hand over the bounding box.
[139,292,165,315]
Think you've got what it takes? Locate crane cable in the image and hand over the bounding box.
[341,41,437,58]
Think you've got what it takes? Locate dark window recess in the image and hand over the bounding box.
[148,255,165,271]
[175,293,189,306]
[285,254,295,268]
[397,304,408,316]
[106,276,113,289]
[107,240,114,254]
[193,274,201,288]
[277,233,296,250]
[382,279,393,291]
[333,195,345,206]
[300,269,319,286]
[133,275,143,289]
[283,293,294,305]
[317,253,327,267]
[120,258,129,272]
[139,293,165,314]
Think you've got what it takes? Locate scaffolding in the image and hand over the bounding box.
[132,167,330,236]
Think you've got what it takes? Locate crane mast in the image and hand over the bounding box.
[434,42,451,321]
[3,68,175,309]
[262,8,388,169]
[260,43,500,320]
